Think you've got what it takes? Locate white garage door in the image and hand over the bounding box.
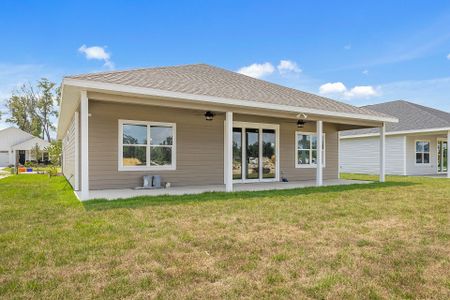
[0,151,9,167]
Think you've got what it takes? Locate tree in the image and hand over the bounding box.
[45,140,62,166]
[6,78,60,141]
[30,143,42,162]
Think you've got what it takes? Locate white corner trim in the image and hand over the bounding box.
[403,136,407,176]
[62,78,398,123]
[80,91,89,200]
[117,119,177,172]
[74,111,79,190]
[224,112,233,192]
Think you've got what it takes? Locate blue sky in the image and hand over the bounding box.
[1,0,450,130]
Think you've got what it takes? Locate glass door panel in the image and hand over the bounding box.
[262,129,276,178]
[246,128,260,180]
[438,141,448,173]
[444,142,448,172]
[232,128,243,179]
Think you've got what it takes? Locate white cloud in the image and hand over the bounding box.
[346,85,377,98]
[319,82,347,94]
[277,60,302,75]
[362,69,369,75]
[319,82,378,99]
[78,45,114,69]
[237,62,274,78]
[447,53,450,60]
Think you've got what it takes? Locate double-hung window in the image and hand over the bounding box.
[119,120,176,171]
[295,132,325,168]
[415,140,430,164]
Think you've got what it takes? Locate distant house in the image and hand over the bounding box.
[0,127,51,167]
[340,100,449,177]
[56,64,397,200]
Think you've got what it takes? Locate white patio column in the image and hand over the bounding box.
[80,91,89,200]
[224,112,233,192]
[316,120,323,186]
[379,123,386,182]
[447,130,450,178]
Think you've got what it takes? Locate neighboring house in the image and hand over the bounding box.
[0,127,51,167]
[56,64,397,200]
[340,100,450,177]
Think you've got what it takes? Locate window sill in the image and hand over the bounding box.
[295,165,326,169]
[118,165,176,172]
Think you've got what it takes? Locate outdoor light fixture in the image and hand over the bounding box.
[204,111,215,121]
[297,120,305,128]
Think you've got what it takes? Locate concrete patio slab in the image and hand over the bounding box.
[79,179,372,201]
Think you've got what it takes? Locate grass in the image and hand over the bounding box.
[0,174,449,299]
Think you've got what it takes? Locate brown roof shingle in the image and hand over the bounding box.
[67,64,391,119]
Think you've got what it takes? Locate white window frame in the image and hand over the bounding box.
[295,131,326,168]
[118,119,176,171]
[415,140,430,165]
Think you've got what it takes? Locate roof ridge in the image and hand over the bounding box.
[65,63,207,79]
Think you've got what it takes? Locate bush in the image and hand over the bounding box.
[47,165,58,177]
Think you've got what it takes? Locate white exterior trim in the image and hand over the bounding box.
[63,78,398,123]
[447,131,450,178]
[316,121,323,186]
[379,124,386,182]
[224,112,233,192]
[117,119,176,172]
[80,91,89,200]
[341,127,450,139]
[295,131,326,169]
[402,136,407,176]
[74,111,79,191]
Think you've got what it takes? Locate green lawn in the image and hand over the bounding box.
[0,174,449,299]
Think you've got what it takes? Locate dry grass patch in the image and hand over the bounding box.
[0,174,449,299]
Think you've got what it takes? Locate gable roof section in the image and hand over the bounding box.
[65,64,393,120]
[341,100,450,137]
[12,136,51,150]
[0,127,36,149]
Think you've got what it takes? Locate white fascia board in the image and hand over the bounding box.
[340,127,450,139]
[62,78,399,124]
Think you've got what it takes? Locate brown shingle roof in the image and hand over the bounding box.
[67,64,391,119]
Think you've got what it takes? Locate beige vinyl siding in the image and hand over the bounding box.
[339,135,406,175]
[88,100,340,190]
[88,100,225,189]
[62,112,78,188]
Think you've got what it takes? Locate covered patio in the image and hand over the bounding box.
[79,178,371,200]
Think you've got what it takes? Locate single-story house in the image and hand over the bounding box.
[0,127,51,167]
[56,64,397,200]
[340,100,450,177]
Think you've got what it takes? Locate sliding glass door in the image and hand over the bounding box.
[232,122,278,182]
